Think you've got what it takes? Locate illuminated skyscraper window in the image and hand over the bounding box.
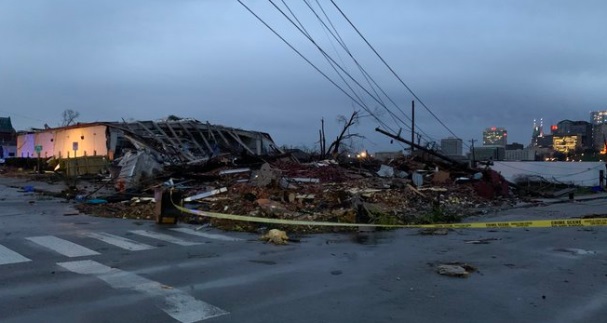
[483,127,507,146]
[590,110,607,151]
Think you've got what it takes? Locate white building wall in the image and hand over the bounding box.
[491,161,605,187]
[17,125,108,158]
[17,133,35,158]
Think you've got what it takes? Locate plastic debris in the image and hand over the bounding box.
[260,229,289,245]
[436,263,476,278]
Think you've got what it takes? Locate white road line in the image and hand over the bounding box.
[130,230,201,246]
[0,244,31,265]
[57,260,228,322]
[26,236,100,257]
[86,232,155,251]
[170,228,243,242]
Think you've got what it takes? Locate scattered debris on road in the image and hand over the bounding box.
[260,229,289,245]
[464,238,501,244]
[436,263,477,278]
[419,228,449,235]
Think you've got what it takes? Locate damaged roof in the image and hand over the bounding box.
[114,117,281,164]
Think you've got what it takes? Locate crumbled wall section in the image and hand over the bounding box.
[116,118,279,164]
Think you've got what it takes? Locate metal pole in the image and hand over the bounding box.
[37,152,42,174]
[411,100,415,152]
[469,139,477,168]
[375,127,467,168]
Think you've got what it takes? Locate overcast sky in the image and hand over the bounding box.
[1,0,605,153]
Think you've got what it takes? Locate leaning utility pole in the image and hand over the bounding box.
[375,127,468,169]
[411,100,415,152]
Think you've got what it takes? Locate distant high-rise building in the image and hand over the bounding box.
[531,118,544,147]
[590,110,607,152]
[483,127,507,146]
[440,137,463,156]
[552,119,593,152]
[591,110,607,124]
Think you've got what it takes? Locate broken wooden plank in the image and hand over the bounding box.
[288,177,320,183]
[164,121,203,159]
[151,122,195,161]
[187,121,215,154]
[176,121,209,156]
[407,184,427,198]
[219,168,251,175]
[225,130,255,155]
[184,187,228,202]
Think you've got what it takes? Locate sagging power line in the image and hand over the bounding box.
[238,0,462,150]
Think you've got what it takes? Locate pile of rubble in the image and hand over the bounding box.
[70,154,515,233]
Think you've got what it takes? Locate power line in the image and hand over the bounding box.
[267,0,415,136]
[304,0,384,107]
[275,0,375,124]
[329,0,464,148]
[236,0,397,135]
[0,110,45,123]
[304,0,437,144]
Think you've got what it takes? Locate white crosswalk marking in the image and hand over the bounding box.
[0,244,31,265]
[86,232,155,251]
[170,228,243,242]
[58,260,228,322]
[130,230,201,246]
[26,236,100,257]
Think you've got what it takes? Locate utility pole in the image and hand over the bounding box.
[375,127,468,169]
[469,139,477,168]
[411,100,415,152]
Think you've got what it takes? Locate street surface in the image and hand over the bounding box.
[1,179,607,323]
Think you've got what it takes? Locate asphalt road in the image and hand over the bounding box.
[1,181,607,323]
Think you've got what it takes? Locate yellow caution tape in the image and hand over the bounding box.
[173,204,607,229]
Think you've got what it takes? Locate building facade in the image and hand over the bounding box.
[440,137,463,156]
[483,127,507,146]
[530,118,545,147]
[504,149,536,161]
[552,120,593,151]
[0,117,17,158]
[590,110,607,152]
[552,135,582,154]
[471,146,505,161]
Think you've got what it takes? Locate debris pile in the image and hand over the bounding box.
[436,262,477,278]
[5,114,524,233]
[66,153,516,232]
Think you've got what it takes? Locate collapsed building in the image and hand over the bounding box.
[17,117,281,188]
[11,116,520,231]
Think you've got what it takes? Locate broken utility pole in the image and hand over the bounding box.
[469,139,477,168]
[411,100,415,152]
[375,127,468,169]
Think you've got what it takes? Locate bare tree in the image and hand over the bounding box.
[61,109,80,126]
[324,111,364,157]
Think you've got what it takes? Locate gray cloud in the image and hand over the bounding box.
[1,0,605,153]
